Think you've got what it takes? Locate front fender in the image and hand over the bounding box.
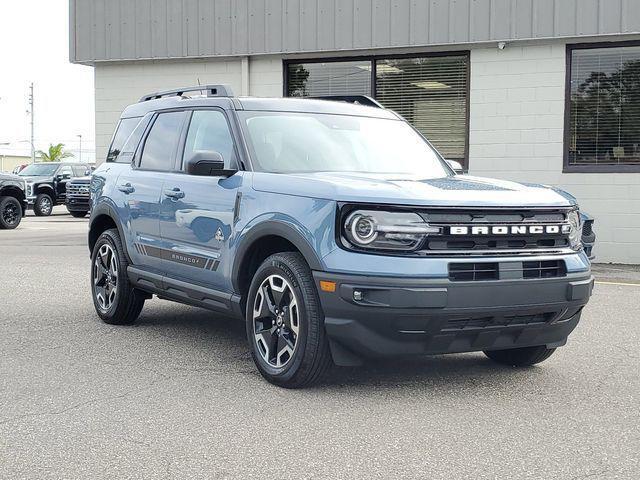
[231,215,326,293]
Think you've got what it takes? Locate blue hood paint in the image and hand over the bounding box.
[252,172,576,208]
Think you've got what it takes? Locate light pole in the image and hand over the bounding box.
[77,134,82,163]
[26,83,35,163]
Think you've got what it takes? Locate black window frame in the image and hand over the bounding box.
[283,51,471,170]
[564,41,640,173]
[135,109,189,173]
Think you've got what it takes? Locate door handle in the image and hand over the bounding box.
[164,188,185,200]
[118,183,135,194]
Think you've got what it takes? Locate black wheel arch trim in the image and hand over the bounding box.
[231,221,324,294]
[34,184,55,198]
[89,202,132,263]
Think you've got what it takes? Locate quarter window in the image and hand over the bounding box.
[567,43,640,172]
[139,112,185,171]
[107,117,142,163]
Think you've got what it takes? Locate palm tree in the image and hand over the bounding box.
[36,143,73,162]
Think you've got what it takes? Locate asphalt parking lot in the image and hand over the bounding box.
[1,208,639,479]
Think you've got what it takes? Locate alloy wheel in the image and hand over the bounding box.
[253,274,300,368]
[93,244,118,311]
[2,203,19,226]
[39,197,52,215]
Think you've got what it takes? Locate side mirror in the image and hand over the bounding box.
[185,151,236,177]
[446,160,464,174]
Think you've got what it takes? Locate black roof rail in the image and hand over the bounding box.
[308,95,384,108]
[138,84,234,102]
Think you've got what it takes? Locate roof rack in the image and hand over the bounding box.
[309,95,383,108]
[138,84,234,102]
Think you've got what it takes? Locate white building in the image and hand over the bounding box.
[70,0,640,263]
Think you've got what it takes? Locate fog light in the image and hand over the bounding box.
[353,290,363,301]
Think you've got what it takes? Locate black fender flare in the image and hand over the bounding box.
[89,202,131,261]
[231,221,324,293]
[34,183,55,199]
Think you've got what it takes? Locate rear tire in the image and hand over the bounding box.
[91,228,145,325]
[484,345,556,366]
[69,210,88,218]
[34,193,53,216]
[246,252,332,388]
[0,196,23,229]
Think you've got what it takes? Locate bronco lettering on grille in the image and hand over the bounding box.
[449,225,569,235]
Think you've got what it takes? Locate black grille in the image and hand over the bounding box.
[443,312,555,331]
[522,260,566,279]
[449,260,566,281]
[449,263,499,281]
[582,220,593,236]
[419,208,571,255]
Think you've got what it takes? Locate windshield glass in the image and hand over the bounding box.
[18,163,59,177]
[240,112,450,178]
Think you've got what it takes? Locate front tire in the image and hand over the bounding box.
[91,228,145,325]
[0,196,23,229]
[246,252,332,388]
[69,210,88,218]
[34,193,53,216]
[484,345,556,366]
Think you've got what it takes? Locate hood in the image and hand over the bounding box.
[0,172,23,182]
[252,172,577,208]
[20,175,53,183]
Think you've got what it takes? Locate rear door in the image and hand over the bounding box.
[159,108,243,292]
[115,110,188,272]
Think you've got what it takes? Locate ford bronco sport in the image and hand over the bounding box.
[89,85,594,388]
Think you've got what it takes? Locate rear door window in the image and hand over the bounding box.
[139,111,186,171]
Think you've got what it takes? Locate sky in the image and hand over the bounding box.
[0,0,95,162]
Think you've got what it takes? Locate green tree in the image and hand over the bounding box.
[36,143,73,162]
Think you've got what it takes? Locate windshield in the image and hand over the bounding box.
[18,163,59,177]
[240,112,450,178]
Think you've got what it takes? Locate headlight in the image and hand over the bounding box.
[567,209,582,249]
[343,210,440,251]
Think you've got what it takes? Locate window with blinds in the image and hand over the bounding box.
[568,44,640,169]
[286,61,371,97]
[285,55,470,167]
[375,56,469,164]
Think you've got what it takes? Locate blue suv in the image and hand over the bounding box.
[89,85,594,388]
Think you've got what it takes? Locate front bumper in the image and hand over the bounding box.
[66,197,90,212]
[314,271,594,365]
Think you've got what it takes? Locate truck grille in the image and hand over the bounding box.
[67,183,90,197]
[418,208,572,256]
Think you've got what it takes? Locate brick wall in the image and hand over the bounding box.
[469,43,640,264]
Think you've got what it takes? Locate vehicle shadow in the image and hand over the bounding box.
[133,302,538,391]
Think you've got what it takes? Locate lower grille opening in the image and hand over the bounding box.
[444,312,556,331]
[523,260,566,279]
[449,262,499,281]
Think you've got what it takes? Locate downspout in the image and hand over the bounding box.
[241,56,250,95]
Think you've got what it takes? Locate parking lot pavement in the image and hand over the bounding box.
[0,211,638,480]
